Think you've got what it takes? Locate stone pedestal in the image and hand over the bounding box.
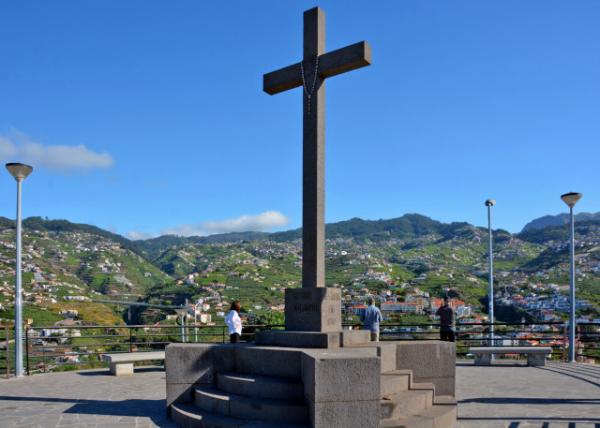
[166,341,456,427]
[255,287,364,348]
[166,343,381,427]
[285,287,341,332]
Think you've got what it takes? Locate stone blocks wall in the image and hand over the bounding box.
[395,341,456,395]
[301,350,381,427]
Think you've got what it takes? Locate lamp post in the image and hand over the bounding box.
[561,192,582,363]
[175,308,187,343]
[192,300,204,343]
[485,199,496,346]
[5,163,33,377]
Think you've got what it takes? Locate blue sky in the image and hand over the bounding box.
[0,1,598,237]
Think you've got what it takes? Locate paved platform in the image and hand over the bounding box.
[0,367,175,428]
[457,361,600,428]
[0,361,598,427]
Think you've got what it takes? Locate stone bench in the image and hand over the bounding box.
[469,346,552,367]
[101,351,165,376]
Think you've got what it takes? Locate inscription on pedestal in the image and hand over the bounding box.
[285,288,341,332]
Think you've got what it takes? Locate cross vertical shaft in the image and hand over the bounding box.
[263,6,371,332]
[302,8,326,288]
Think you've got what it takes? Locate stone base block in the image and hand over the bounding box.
[310,401,380,428]
[110,362,134,376]
[285,287,341,332]
[255,329,372,348]
[340,329,372,346]
[255,330,340,348]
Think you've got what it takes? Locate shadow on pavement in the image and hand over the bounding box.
[76,366,165,376]
[458,416,600,423]
[537,365,600,388]
[0,396,174,426]
[459,396,600,405]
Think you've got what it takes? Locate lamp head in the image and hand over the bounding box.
[175,308,188,317]
[485,199,496,207]
[561,192,582,208]
[5,163,33,181]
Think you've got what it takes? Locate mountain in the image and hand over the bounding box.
[1,212,599,329]
[521,212,600,232]
[0,216,142,255]
[133,232,271,260]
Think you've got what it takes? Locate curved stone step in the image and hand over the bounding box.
[194,386,308,424]
[380,404,457,428]
[235,347,302,380]
[380,389,433,420]
[171,402,309,428]
[217,372,304,400]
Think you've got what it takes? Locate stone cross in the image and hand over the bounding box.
[263,7,371,333]
[264,7,371,290]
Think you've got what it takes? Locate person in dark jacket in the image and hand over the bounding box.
[436,296,455,342]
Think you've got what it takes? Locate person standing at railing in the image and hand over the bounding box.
[436,296,455,342]
[226,301,243,344]
[361,297,383,342]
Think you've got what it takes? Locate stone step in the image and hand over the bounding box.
[171,402,309,428]
[217,372,304,400]
[433,395,456,406]
[411,382,435,393]
[194,386,308,424]
[380,371,411,396]
[235,347,303,380]
[380,404,457,428]
[380,389,433,420]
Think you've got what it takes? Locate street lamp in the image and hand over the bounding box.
[485,199,496,347]
[5,163,33,377]
[561,191,582,363]
[175,308,187,343]
[192,301,203,343]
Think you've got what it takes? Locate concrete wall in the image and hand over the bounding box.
[165,343,222,407]
[395,341,455,395]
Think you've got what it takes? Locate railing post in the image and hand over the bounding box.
[129,328,133,353]
[563,322,568,361]
[25,326,30,376]
[5,325,10,379]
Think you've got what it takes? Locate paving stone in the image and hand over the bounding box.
[0,361,597,427]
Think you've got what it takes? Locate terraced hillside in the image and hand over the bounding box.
[0,214,599,328]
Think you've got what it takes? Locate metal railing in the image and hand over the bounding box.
[375,321,600,361]
[0,325,10,378]
[3,321,597,376]
[21,323,283,375]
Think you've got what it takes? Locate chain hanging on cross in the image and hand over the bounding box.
[300,56,319,113]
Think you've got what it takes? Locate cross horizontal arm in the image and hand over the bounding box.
[318,41,371,79]
[263,41,372,96]
[263,63,302,95]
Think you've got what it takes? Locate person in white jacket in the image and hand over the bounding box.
[225,301,242,343]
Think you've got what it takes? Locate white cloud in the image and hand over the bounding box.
[126,230,155,241]
[160,211,289,237]
[0,131,114,172]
